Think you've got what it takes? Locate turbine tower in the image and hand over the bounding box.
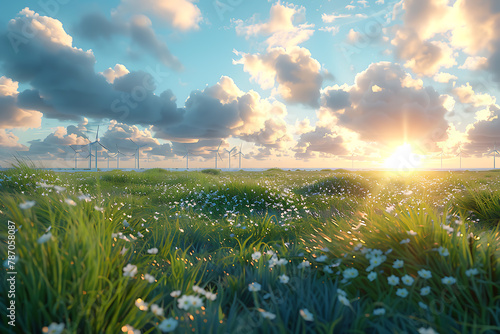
[225,146,237,170]
[129,139,147,169]
[437,149,444,169]
[456,149,463,169]
[210,141,223,169]
[488,144,499,169]
[88,126,109,170]
[182,146,193,169]
[234,143,244,169]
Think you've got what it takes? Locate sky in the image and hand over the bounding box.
[1,0,500,169]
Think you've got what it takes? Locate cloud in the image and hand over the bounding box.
[233,2,314,49]
[0,76,42,129]
[459,56,488,70]
[433,72,457,83]
[318,26,339,36]
[464,104,500,155]
[293,126,349,160]
[113,0,202,31]
[101,64,130,84]
[323,62,450,147]
[233,46,324,107]
[321,13,350,23]
[75,12,183,70]
[453,83,496,107]
[0,130,26,150]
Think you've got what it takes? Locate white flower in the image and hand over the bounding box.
[324,266,333,274]
[338,295,350,306]
[252,251,262,261]
[367,272,377,281]
[438,247,449,256]
[54,185,66,192]
[407,230,418,236]
[121,325,140,334]
[465,268,479,277]
[43,322,65,334]
[77,194,91,201]
[316,255,328,262]
[64,198,77,206]
[400,238,411,244]
[177,295,192,310]
[337,289,347,296]
[385,248,393,255]
[393,259,404,269]
[192,285,206,295]
[158,318,178,332]
[137,232,144,238]
[266,250,275,256]
[123,219,130,228]
[441,276,456,285]
[120,247,128,255]
[123,264,138,277]
[343,268,359,279]
[386,205,395,213]
[249,282,262,292]
[135,298,148,311]
[402,190,413,196]
[373,308,386,315]
[94,206,104,212]
[279,274,289,284]
[297,261,310,269]
[260,310,276,320]
[147,248,158,254]
[170,290,181,298]
[190,295,204,309]
[276,258,288,266]
[369,255,386,267]
[144,273,155,283]
[151,304,164,317]
[19,200,36,210]
[418,328,439,334]
[420,286,431,296]
[396,288,409,298]
[387,275,400,286]
[418,269,432,279]
[419,302,428,310]
[205,292,217,301]
[300,308,314,321]
[401,275,415,286]
[37,232,53,244]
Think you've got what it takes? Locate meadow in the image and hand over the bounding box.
[0,165,499,333]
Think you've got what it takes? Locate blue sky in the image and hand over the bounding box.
[1,0,499,169]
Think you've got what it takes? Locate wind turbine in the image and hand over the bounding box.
[69,145,88,169]
[129,139,147,169]
[225,146,237,170]
[210,141,223,169]
[436,149,444,169]
[456,149,463,169]
[351,152,356,169]
[487,144,499,169]
[233,143,244,169]
[182,146,194,169]
[85,126,110,170]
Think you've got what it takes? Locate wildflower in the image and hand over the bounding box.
[135,298,148,311]
[386,205,395,213]
[387,275,400,286]
[337,289,347,296]
[465,268,479,277]
[151,304,164,317]
[407,230,418,236]
[373,308,386,315]
[170,290,181,298]
[190,295,204,308]
[369,255,386,268]
[121,325,140,334]
[367,272,377,281]
[177,295,192,310]
[266,250,275,256]
[37,232,53,244]
[297,261,310,269]
[144,274,155,283]
[19,200,36,210]
[418,269,432,279]
[252,251,262,261]
[396,288,409,298]
[137,232,144,238]
[42,323,64,334]
[158,318,178,332]
[123,264,138,277]
[316,255,328,262]
[54,185,66,192]
[249,282,262,292]
[402,190,413,196]
[276,258,288,266]
[123,219,130,228]
[441,276,456,285]
[438,247,449,256]
[400,238,411,244]
[260,310,276,320]
[418,328,438,334]
[64,198,77,206]
[343,268,359,279]
[279,274,289,284]
[419,302,428,310]
[393,260,404,269]
[205,292,217,301]
[385,248,393,255]
[420,286,431,296]
[338,295,350,306]
[94,206,104,212]
[300,308,314,321]
[324,266,333,274]
[77,194,91,201]
[147,248,158,254]
[401,274,415,286]
[193,285,206,295]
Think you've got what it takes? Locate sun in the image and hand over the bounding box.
[383,143,423,170]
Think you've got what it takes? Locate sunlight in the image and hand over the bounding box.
[383,143,423,170]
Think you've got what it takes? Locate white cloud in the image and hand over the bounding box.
[459,56,488,70]
[453,83,496,107]
[321,13,350,23]
[433,72,458,83]
[101,64,130,84]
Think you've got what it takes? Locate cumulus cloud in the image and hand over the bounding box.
[464,104,500,155]
[0,76,42,129]
[321,13,350,23]
[293,126,349,160]
[459,56,488,70]
[234,46,324,107]
[101,64,130,84]
[433,72,457,83]
[113,0,202,31]
[0,130,26,149]
[233,2,314,49]
[453,83,496,107]
[323,62,450,147]
[75,12,183,70]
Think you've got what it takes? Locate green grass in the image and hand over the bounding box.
[0,168,499,333]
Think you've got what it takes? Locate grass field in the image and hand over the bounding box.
[0,165,499,333]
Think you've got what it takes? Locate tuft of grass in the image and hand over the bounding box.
[201,169,221,176]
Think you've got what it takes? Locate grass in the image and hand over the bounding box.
[0,168,499,333]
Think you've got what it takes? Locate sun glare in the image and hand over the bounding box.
[383,143,423,170]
